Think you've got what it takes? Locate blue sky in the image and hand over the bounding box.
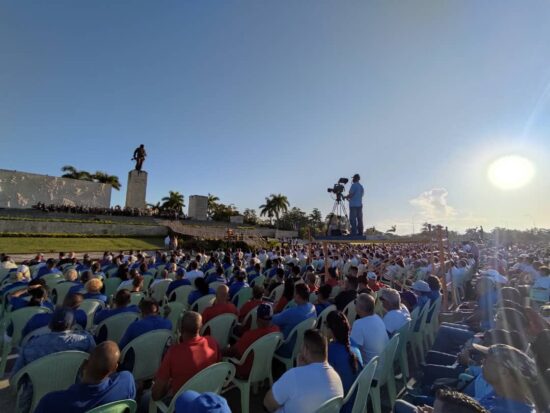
[1,1,549,233]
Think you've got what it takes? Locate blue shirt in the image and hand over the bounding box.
[479,391,535,413]
[315,302,332,315]
[34,371,136,413]
[83,292,108,304]
[166,279,191,297]
[22,310,88,339]
[12,331,96,375]
[273,303,316,357]
[118,315,172,350]
[35,266,61,278]
[229,281,249,300]
[93,305,139,325]
[348,182,364,207]
[328,342,363,413]
[205,274,226,285]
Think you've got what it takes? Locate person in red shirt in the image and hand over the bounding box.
[152,311,220,401]
[202,284,238,324]
[366,272,385,292]
[325,267,340,288]
[239,285,264,324]
[224,303,280,378]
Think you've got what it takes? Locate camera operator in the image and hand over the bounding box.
[345,173,364,236]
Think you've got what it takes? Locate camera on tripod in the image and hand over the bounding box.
[327,178,349,201]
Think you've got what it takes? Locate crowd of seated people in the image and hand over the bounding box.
[0,239,548,413]
[31,202,181,219]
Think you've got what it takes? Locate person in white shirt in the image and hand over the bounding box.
[350,293,389,362]
[379,288,411,335]
[185,261,204,283]
[264,329,343,413]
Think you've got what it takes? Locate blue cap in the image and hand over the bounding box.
[257,303,273,320]
[175,391,231,413]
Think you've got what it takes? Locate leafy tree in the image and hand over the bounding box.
[279,207,309,231]
[61,166,93,181]
[260,194,290,228]
[161,191,185,213]
[211,203,240,222]
[92,171,121,190]
[259,197,275,225]
[207,193,220,218]
[243,208,258,225]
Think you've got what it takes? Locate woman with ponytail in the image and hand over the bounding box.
[326,310,363,413]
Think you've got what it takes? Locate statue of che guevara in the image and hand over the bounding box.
[132,144,147,172]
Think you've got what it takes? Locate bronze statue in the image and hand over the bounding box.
[132,144,147,171]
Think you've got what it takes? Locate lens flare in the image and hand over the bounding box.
[487,155,535,190]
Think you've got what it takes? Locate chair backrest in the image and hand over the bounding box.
[329,286,341,299]
[41,273,63,283]
[374,332,400,383]
[191,294,216,313]
[103,277,122,298]
[283,299,297,310]
[343,356,379,413]
[11,350,89,413]
[250,275,266,288]
[52,282,79,305]
[86,399,137,413]
[129,292,145,306]
[285,317,317,363]
[168,285,195,305]
[309,292,318,303]
[120,329,172,381]
[233,287,253,310]
[315,396,343,413]
[241,305,259,331]
[150,279,172,302]
[96,312,140,343]
[142,275,154,290]
[6,306,51,344]
[395,321,410,359]
[80,299,105,330]
[530,287,549,303]
[269,284,284,302]
[343,300,357,324]
[243,332,283,383]
[164,301,186,336]
[200,313,238,348]
[167,362,236,413]
[316,304,337,335]
[209,281,225,290]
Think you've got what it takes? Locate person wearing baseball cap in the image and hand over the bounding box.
[366,271,384,292]
[345,173,364,236]
[223,303,280,378]
[472,343,541,412]
[411,280,431,310]
[175,391,231,413]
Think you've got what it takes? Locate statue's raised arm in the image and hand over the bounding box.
[132,144,147,171]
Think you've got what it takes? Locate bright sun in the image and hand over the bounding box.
[488,155,535,190]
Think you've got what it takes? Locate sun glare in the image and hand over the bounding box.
[488,155,535,190]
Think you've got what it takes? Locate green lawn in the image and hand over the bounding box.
[0,237,165,254]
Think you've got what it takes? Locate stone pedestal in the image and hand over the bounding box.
[188,195,208,220]
[125,170,147,209]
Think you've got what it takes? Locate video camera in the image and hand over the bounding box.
[327,177,349,196]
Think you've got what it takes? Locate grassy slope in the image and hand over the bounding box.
[0,237,165,254]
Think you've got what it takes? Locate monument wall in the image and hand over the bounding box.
[0,170,112,209]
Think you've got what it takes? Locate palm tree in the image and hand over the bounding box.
[93,171,121,190]
[61,165,93,181]
[161,191,185,213]
[259,197,275,225]
[207,193,220,218]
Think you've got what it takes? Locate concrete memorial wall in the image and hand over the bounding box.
[0,169,112,209]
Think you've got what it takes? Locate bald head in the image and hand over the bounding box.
[216,284,230,303]
[181,311,202,337]
[84,341,120,382]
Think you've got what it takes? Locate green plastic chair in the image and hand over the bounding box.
[163,302,186,338]
[103,278,122,299]
[424,297,442,349]
[150,280,172,303]
[41,273,63,283]
[394,321,411,386]
[149,362,235,413]
[191,294,216,313]
[249,275,266,288]
[343,300,357,324]
[0,306,51,377]
[316,304,336,336]
[269,285,284,303]
[52,282,80,305]
[329,286,341,299]
[273,317,317,370]
[168,285,195,307]
[120,329,172,381]
[239,305,259,333]
[10,350,88,413]
[343,356,378,413]
[201,313,237,348]
[129,292,145,306]
[80,299,105,330]
[225,332,282,413]
[315,396,343,413]
[369,333,400,413]
[95,312,139,344]
[283,299,297,311]
[208,281,225,291]
[142,275,155,290]
[45,277,63,291]
[86,399,137,413]
[233,287,253,310]
[410,304,429,365]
